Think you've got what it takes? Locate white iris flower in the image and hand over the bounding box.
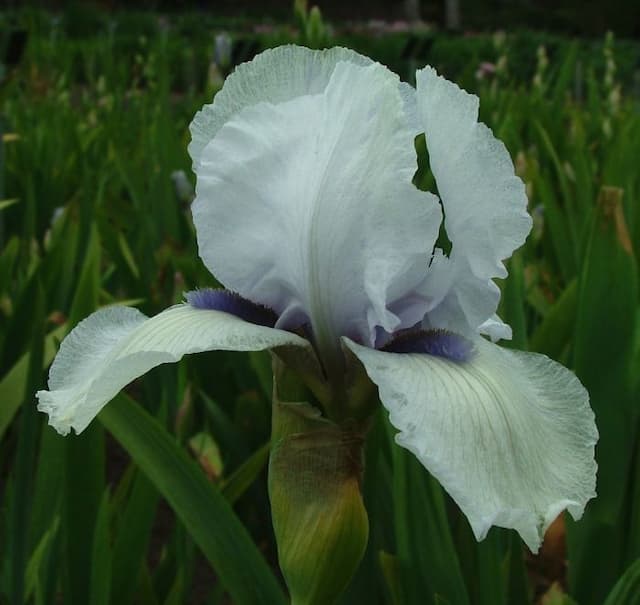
[36,46,597,552]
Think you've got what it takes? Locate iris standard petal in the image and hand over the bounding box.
[189,45,418,169]
[416,66,532,336]
[479,314,513,342]
[344,336,597,552]
[420,249,503,339]
[36,305,309,436]
[192,58,441,369]
[189,46,370,167]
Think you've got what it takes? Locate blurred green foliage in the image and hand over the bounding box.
[0,7,638,605]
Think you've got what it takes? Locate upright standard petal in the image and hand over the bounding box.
[192,59,441,369]
[344,337,597,552]
[420,248,503,339]
[189,46,370,168]
[189,45,419,168]
[416,67,532,337]
[36,305,309,435]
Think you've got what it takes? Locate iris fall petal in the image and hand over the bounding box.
[344,336,598,552]
[36,305,309,435]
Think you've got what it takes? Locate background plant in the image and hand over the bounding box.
[0,7,639,605]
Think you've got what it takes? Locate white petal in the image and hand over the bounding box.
[189,46,367,168]
[479,314,513,342]
[399,81,420,136]
[416,67,532,334]
[344,337,597,552]
[420,250,502,340]
[193,58,440,367]
[189,46,418,169]
[36,305,309,436]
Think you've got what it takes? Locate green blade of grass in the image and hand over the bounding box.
[110,471,159,605]
[62,225,107,605]
[500,251,528,350]
[529,279,577,359]
[99,393,287,605]
[8,279,44,605]
[24,517,60,603]
[0,198,19,211]
[568,187,639,604]
[387,417,470,605]
[603,559,640,605]
[90,491,112,605]
[219,441,270,505]
[0,323,65,441]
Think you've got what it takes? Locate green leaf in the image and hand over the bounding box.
[24,518,60,603]
[134,563,160,605]
[453,526,519,605]
[89,491,112,605]
[0,236,19,294]
[378,551,402,605]
[569,186,639,604]
[67,224,101,326]
[626,429,640,563]
[220,441,269,505]
[550,42,578,106]
[603,559,640,605]
[249,350,274,400]
[529,279,577,359]
[62,224,107,605]
[0,198,19,211]
[63,424,106,605]
[500,251,527,349]
[99,393,286,605]
[162,570,185,605]
[0,324,65,441]
[505,533,530,605]
[573,186,638,518]
[29,423,65,550]
[7,280,45,605]
[388,417,469,605]
[199,390,248,464]
[117,231,140,280]
[533,159,575,282]
[110,471,159,605]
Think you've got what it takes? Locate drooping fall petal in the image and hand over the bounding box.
[36,305,309,435]
[344,336,597,552]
